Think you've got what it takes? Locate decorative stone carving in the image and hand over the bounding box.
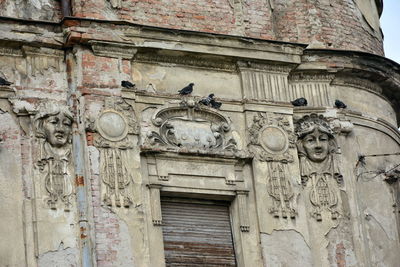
[34,102,73,210]
[249,112,296,218]
[145,99,237,152]
[94,97,139,208]
[107,0,122,9]
[295,114,343,221]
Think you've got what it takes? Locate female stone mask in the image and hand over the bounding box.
[34,102,74,210]
[295,114,342,221]
[35,103,73,147]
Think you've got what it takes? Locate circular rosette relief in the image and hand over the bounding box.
[96,110,129,141]
[259,126,289,154]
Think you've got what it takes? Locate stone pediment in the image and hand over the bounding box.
[145,99,237,153]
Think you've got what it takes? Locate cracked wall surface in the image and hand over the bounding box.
[0,1,399,267]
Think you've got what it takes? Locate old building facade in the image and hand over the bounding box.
[0,0,399,266]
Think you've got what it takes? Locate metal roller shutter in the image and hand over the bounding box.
[161,198,237,267]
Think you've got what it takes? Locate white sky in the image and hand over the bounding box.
[381,1,400,64]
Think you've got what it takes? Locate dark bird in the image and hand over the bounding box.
[121,80,135,89]
[178,83,194,95]
[291,97,308,107]
[210,99,222,109]
[0,77,12,86]
[335,99,347,109]
[199,93,215,106]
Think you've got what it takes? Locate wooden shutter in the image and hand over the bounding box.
[161,198,237,267]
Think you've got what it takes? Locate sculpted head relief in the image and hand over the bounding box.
[295,114,342,221]
[35,102,73,147]
[296,114,336,163]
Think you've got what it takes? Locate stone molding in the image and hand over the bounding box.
[237,61,293,74]
[89,40,137,59]
[332,76,383,94]
[134,53,237,72]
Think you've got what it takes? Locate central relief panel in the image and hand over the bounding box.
[145,99,237,152]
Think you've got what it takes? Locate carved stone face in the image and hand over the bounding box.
[43,113,72,147]
[302,128,329,162]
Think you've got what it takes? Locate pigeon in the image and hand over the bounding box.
[121,81,135,89]
[291,97,308,106]
[178,83,194,95]
[335,99,347,109]
[0,77,12,86]
[210,99,222,109]
[199,93,215,106]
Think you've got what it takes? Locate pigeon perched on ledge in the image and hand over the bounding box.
[178,83,194,95]
[210,99,222,109]
[121,80,135,89]
[335,99,347,109]
[199,94,215,106]
[0,77,12,86]
[291,97,308,106]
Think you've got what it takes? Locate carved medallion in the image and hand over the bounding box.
[97,110,129,142]
[145,99,237,152]
[249,112,297,219]
[295,114,345,221]
[93,97,138,208]
[259,126,289,154]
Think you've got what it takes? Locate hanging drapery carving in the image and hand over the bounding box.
[267,163,295,219]
[94,97,139,208]
[295,114,343,221]
[34,101,73,210]
[249,112,296,219]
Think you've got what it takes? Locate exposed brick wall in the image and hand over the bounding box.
[336,242,346,267]
[88,145,121,267]
[273,0,383,55]
[81,52,120,90]
[73,0,383,55]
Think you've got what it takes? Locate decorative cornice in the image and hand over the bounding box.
[289,73,335,83]
[0,47,23,57]
[22,46,64,57]
[89,40,137,59]
[332,77,383,94]
[134,53,237,72]
[237,61,293,73]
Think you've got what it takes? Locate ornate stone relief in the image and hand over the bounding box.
[93,97,139,208]
[249,112,297,219]
[34,101,73,210]
[107,0,122,9]
[145,99,237,152]
[295,114,344,221]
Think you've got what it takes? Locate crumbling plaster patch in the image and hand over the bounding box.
[38,243,79,267]
[261,230,312,267]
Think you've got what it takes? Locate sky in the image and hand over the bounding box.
[381,1,400,64]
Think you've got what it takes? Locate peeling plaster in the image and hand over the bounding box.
[261,230,312,267]
[38,242,79,267]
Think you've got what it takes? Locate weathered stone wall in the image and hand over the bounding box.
[71,0,383,55]
[0,0,62,21]
[0,1,399,267]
